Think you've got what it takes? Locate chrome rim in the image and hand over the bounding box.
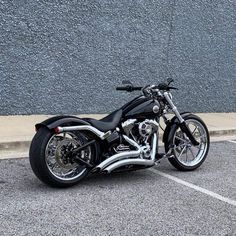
[45,132,91,181]
[173,119,208,167]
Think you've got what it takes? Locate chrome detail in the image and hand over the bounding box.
[148,119,159,129]
[94,135,141,171]
[153,105,160,114]
[103,159,153,173]
[45,132,89,181]
[140,144,151,159]
[122,119,137,136]
[57,125,106,140]
[138,119,159,138]
[172,119,208,166]
[104,133,157,173]
[139,121,153,138]
[115,144,130,152]
[164,92,184,123]
[168,92,173,100]
[122,119,137,127]
[103,131,112,139]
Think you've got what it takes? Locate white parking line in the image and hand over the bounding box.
[228,140,236,144]
[150,168,236,207]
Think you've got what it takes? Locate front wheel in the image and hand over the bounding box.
[29,127,97,187]
[165,114,210,171]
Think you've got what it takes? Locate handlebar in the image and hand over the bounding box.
[116,86,129,91]
[116,79,177,94]
[153,83,178,91]
[116,86,143,92]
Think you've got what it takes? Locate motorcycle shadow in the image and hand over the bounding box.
[26,169,152,192]
[84,169,151,184]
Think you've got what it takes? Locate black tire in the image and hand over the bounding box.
[165,114,210,171]
[29,127,95,187]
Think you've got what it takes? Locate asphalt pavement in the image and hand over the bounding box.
[0,140,236,235]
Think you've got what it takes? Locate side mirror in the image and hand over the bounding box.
[167,78,174,85]
[122,80,133,86]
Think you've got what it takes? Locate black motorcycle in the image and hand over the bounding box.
[29,79,210,187]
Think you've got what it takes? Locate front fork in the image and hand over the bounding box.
[163,92,199,146]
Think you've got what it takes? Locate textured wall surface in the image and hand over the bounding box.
[0,0,235,115]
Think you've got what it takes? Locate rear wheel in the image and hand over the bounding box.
[29,127,97,187]
[165,115,210,171]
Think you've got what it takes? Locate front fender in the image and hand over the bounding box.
[162,112,192,145]
[35,115,90,131]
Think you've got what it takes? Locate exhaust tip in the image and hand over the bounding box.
[91,167,101,173]
[101,170,109,175]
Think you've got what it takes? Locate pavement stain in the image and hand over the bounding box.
[16,162,26,167]
[0,180,6,184]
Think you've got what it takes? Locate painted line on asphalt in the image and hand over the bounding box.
[228,140,236,144]
[150,168,236,207]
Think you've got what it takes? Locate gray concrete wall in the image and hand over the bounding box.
[0,0,235,115]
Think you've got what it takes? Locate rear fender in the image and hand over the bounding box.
[36,116,102,165]
[35,116,90,131]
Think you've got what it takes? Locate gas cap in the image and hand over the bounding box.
[153,105,160,113]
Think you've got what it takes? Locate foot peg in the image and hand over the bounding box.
[155,152,174,161]
[155,153,165,160]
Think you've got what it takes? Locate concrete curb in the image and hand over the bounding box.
[0,141,31,152]
[1,128,236,153]
[209,129,236,136]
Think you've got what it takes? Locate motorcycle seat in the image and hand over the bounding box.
[84,109,123,132]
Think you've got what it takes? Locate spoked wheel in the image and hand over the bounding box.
[166,114,210,171]
[29,127,97,187]
[45,132,91,181]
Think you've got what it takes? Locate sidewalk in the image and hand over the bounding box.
[0,113,236,158]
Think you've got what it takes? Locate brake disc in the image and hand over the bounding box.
[55,138,80,169]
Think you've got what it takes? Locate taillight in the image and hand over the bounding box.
[54,127,60,134]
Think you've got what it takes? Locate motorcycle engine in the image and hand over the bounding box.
[122,119,158,144]
[138,120,154,138]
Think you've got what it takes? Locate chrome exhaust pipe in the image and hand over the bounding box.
[104,133,157,173]
[92,135,141,172]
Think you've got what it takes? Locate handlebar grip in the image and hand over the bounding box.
[116,86,129,91]
[168,86,178,90]
[116,86,143,92]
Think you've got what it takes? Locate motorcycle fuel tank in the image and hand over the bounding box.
[122,96,158,120]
